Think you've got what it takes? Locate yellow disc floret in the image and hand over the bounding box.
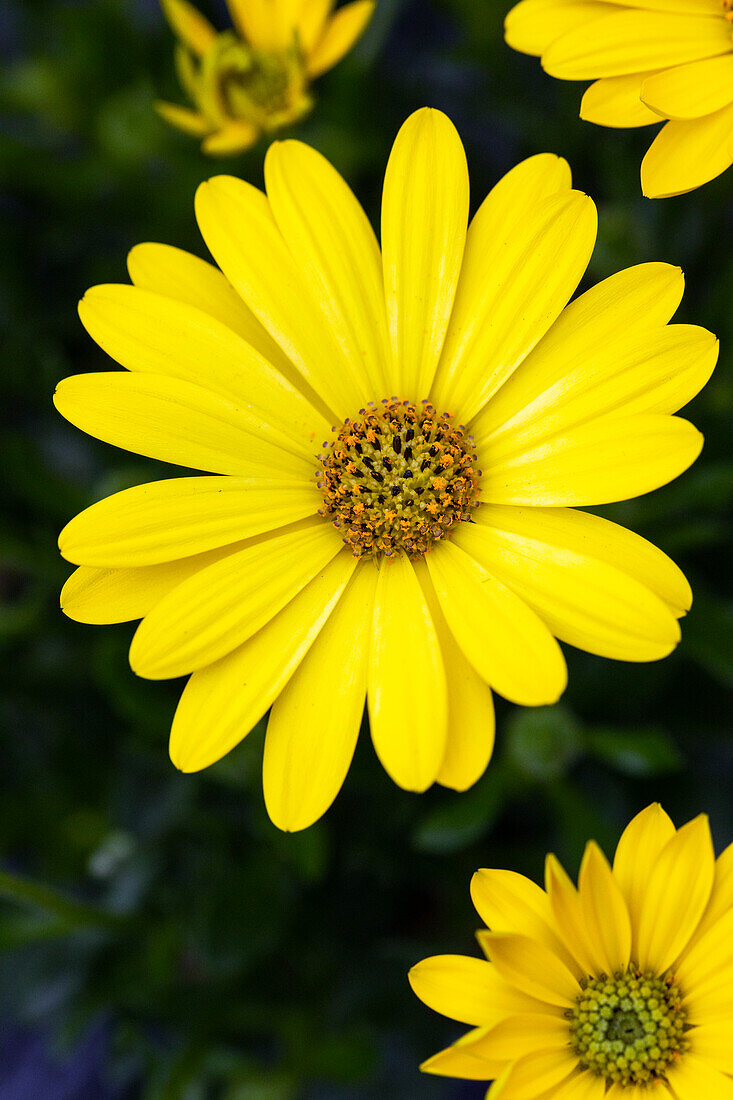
[569,968,689,1087]
[317,398,481,559]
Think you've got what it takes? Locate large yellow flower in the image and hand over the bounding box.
[505,0,733,197]
[410,804,733,1098]
[157,0,375,154]
[55,109,716,831]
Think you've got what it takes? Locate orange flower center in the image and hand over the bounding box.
[317,398,481,559]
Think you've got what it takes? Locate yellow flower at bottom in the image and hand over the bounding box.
[157,0,375,154]
[55,109,717,831]
[505,0,733,197]
[410,804,733,1098]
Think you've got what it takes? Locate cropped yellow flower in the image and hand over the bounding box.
[505,0,733,197]
[55,108,716,830]
[411,804,733,1098]
[157,0,375,154]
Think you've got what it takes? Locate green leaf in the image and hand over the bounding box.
[0,867,123,930]
[585,728,683,777]
[505,705,583,783]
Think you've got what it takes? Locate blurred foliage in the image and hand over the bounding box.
[1,0,733,1096]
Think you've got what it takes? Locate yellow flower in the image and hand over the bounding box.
[410,803,733,1097]
[505,0,733,197]
[55,109,716,831]
[156,0,375,154]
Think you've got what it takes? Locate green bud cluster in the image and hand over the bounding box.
[568,967,689,1086]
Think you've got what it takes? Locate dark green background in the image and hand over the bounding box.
[2,0,733,1095]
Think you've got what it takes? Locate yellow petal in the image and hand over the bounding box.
[225,0,284,48]
[580,73,663,127]
[416,560,495,792]
[473,321,717,463]
[195,175,366,418]
[367,555,447,791]
[683,972,733,1026]
[473,504,691,620]
[666,1054,733,1100]
[427,540,567,707]
[641,103,733,198]
[381,108,469,400]
[674,909,733,1009]
[59,476,320,567]
[545,1070,606,1099]
[642,55,733,121]
[458,1013,571,1063]
[129,520,343,679]
[471,868,576,973]
[693,841,733,943]
[687,1022,733,1073]
[433,153,575,414]
[431,191,596,424]
[459,513,682,663]
[479,413,703,508]
[635,814,715,973]
[592,0,722,12]
[473,259,686,453]
[482,933,581,1007]
[603,1083,664,1100]
[262,562,375,831]
[202,121,259,156]
[577,841,632,974]
[420,1029,502,1079]
[155,100,211,137]
[543,12,733,80]
[612,803,676,951]
[306,0,375,77]
[471,260,689,449]
[505,0,613,57]
[126,242,305,401]
[545,853,606,976]
[265,139,391,398]
[60,544,235,624]
[297,0,333,54]
[160,0,216,55]
[78,284,329,460]
[408,954,554,1026]
[54,372,312,479]
[494,1049,580,1098]
[170,550,356,770]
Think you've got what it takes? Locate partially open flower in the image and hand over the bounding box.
[411,804,733,1097]
[157,0,375,155]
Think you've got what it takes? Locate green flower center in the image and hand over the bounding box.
[317,398,481,559]
[194,32,312,131]
[569,968,689,1087]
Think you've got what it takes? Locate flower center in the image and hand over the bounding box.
[199,32,312,130]
[569,968,689,1087]
[724,0,733,23]
[317,398,481,559]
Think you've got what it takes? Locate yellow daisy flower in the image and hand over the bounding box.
[55,109,716,831]
[156,0,375,155]
[410,803,733,1098]
[505,0,733,197]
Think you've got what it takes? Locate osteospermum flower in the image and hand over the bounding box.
[410,804,733,1097]
[55,108,716,831]
[505,0,733,197]
[157,0,375,154]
